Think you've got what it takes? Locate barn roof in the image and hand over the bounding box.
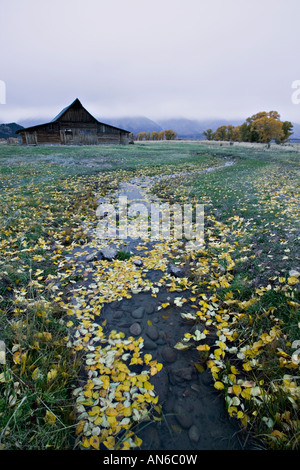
[16,99,130,134]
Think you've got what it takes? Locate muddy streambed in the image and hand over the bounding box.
[67,160,252,450]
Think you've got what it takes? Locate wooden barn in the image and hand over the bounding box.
[16,98,132,145]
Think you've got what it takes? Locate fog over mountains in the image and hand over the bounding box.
[99,116,300,140]
[2,116,300,140]
[102,116,244,139]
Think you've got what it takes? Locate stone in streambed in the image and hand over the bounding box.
[85,252,97,262]
[112,310,123,319]
[130,323,142,336]
[131,306,145,319]
[133,259,143,267]
[150,367,169,403]
[172,366,193,381]
[174,403,193,429]
[97,247,118,261]
[188,425,200,443]
[146,324,159,341]
[143,338,158,350]
[161,346,177,363]
[168,263,185,278]
[144,303,155,314]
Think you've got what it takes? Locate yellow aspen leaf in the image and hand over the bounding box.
[82,437,90,448]
[107,416,117,427]
[104,436,116,449]
[31,367,42,381]
[76,420,85,435]
[147,320,153,326]
[121,440,130,450]
[134,435,143,447]
[116,402,124,412]
[88,406,101,416]
[144,354,152,364]
[230,365,239,375]
[196,344,210,351]
[232,384,242,396]
[13,351,21,365]
[118,372,126,382]
[161,302,170,308]
[123,407,132,417]
[288,276,299,286]
[44,410,56,425]
[150,366,158,376]
[228,374,237,384]
[195,363,205,372]
[241,388,252,400]
[214,381,224,390]
[43,332,52,341]
[241,414,248,426]
[154,404,162,414]
[174,342,190,351]
[214,348,225,360]
[228,406,238,417]
[243,362,252,372]
[136,394,145,403]
[47,368,58,382]
[143,381,154,391]
[270,430,287,440]
[90,435,100,450]
[106,407,118,416]
[137,374,148,382]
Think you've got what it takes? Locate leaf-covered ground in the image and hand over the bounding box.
[0,142,299,450]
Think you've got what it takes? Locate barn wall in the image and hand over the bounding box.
[19,122,130,145]
[60,106,96,123]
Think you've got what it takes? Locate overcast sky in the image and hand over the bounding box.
[1,0,300,124]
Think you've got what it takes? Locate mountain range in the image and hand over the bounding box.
[2,116,300,141]
[102,116,245,139]
[0,122,24,139]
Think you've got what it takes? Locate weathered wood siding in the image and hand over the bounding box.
[20,124,130,145]
[17,99,131,145]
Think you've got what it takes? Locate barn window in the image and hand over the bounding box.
[64,129,72,135]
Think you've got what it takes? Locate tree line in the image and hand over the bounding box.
[135,129,177,141]
[203,111,293,144]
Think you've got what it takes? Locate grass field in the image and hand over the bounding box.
[0,141,299,450]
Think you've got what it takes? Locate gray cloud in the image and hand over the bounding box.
[1,0,300,123]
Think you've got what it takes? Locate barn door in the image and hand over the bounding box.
[60,129,73,145]
[25,132,37,145]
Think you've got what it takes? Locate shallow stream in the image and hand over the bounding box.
[67,159,253,450]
